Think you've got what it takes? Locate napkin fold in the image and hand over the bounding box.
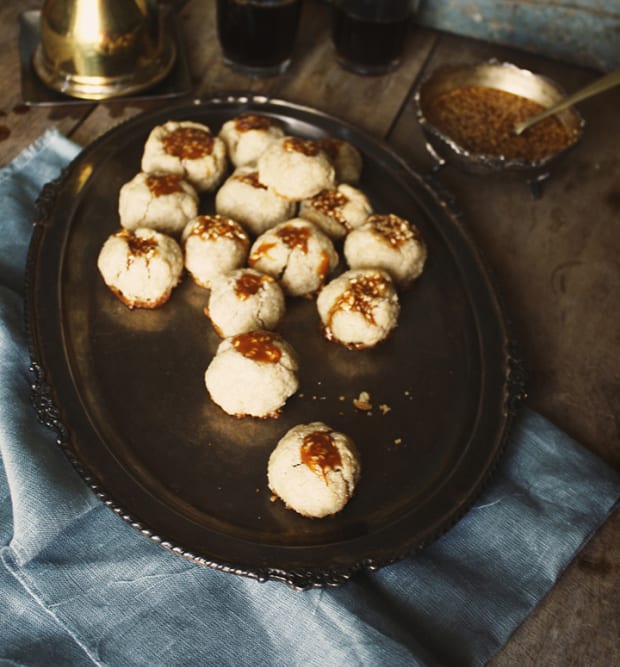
[1,129,618,666]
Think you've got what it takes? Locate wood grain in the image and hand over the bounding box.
[0,3,94,165]
[388,31,620,666]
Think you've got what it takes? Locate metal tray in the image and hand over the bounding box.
[25,95,524,589]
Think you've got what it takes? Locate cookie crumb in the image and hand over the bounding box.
[379,403,391,415]
[353,391,372,411]
[394,437,403,445]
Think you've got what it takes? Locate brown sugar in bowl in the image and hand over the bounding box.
[415,60,584,175]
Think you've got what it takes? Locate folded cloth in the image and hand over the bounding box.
[1,129,618,667]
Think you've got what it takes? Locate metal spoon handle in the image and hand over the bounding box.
[514,66,620,135]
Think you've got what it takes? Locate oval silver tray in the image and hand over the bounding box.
[25,95,524,589]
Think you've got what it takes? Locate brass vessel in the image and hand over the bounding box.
[33,0,176,100]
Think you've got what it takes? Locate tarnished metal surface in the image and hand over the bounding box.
[25,96,520,588]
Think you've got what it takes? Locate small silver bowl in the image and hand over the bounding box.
[33,0,176,101]
[414,60,584,176]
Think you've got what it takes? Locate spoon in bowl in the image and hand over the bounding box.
[514,66,620,135]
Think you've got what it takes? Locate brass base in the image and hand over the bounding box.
[20,10,192,107]
[32,35,176,102]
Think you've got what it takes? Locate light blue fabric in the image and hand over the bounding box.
[1,129,618,666]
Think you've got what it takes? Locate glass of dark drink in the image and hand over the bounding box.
[216,0,302,77]
[331,0,415,75]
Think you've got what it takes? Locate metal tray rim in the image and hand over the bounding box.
[24,94,526,590]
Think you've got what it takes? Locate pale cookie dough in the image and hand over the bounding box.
[215,166,296,236]
[257,136,335,201]
[219,113,285,167]
[206,268,286,338]
[316,268,400,349]
[118,171,198,236]
[248,218,339,297]
[318,137,363,184]
[141,120,227,192]
[268,421,361,518]
[205,330,299,418]
[182,214,250,289]
[344,213,427,288]
[97,228,183,309]
[299,183,372,240]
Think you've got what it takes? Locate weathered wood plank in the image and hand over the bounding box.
[269,5,437,137]
[188,0,438,139]
[0,3,94,166]
[70,1,437,148]
[388,31,620,667]
[390,32,620,462]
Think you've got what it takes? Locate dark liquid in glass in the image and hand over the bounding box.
[332,9,410,74]
[217,0,301,73]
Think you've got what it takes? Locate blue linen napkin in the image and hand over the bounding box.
[1,129,618,666]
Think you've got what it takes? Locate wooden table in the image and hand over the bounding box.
[2,1,617,664]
